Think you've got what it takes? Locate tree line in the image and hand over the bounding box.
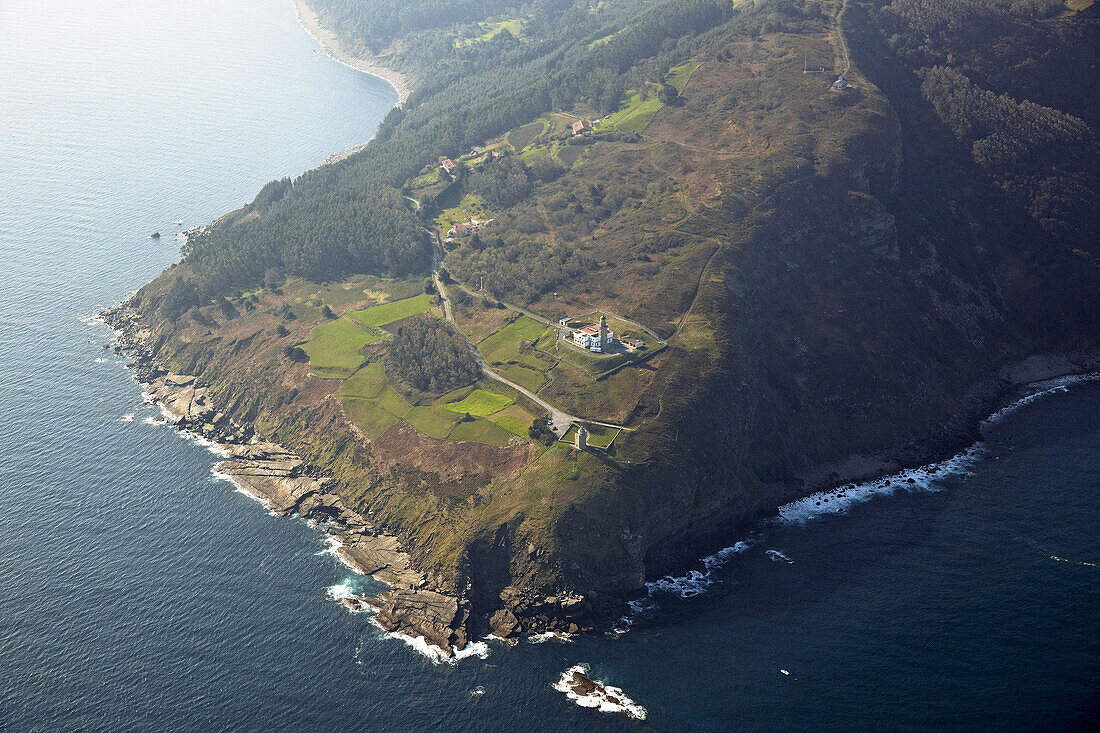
[385,316,481,393]
[149,0,792,318]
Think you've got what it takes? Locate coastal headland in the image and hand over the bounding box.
[105,0,1099,659]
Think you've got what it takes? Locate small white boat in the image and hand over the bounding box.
[174,219,183,226]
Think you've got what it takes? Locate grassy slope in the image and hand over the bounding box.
[129,0,1099,619]
[444,388,514,416]
[348,293,434,327]
[301,319,380,376]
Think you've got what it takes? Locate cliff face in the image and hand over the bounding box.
[114,1,1098,643]
[500,3,1100,621]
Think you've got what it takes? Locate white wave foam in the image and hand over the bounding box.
[452,641,490,661]
[469,686,486,698]
[646,539,754,599]
[367,617,489,665]
[766,549,794,564]
[315,535,343,557]
[210,468,277,515]
[527,631,575,644]
[119,413,135,422]
[94,357,108,363]
[621,372,1098,620]
[327,580,357,601]
[553,664,647,721]
[776,443,986,524]
[982,373,1099,428]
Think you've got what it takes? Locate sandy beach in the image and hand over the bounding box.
[292,0,414,105]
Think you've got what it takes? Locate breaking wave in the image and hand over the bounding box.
[553,664,647,721]
[625,373,1097,618]
[646,539,755,600]
[776,442,986,525]
[983,373,1098,428]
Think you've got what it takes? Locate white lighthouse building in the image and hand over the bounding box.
[571,315,614,352]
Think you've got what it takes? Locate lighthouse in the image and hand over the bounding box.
[575,425,588,450]
[599,315,608,349]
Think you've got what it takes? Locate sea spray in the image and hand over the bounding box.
[365,616,490,665]
[766,549,794,564]
[645,539,756,600]
[552,664,647,720]
[625,374,1099,620]
[776,442,986,524]
[527,630,575,644]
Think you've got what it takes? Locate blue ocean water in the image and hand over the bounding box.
[0,1,1097,731]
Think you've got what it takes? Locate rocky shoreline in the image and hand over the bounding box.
[102,304,472,656]
[103,299,1100,656]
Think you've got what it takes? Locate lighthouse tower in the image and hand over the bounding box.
[598,315,608,349]
[575,425,588,450]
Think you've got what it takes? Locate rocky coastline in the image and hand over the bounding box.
[102,303,473,656]
[103,299,1100,655]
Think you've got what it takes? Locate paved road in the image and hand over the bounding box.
[434,269,577,436]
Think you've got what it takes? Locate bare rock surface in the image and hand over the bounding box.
[102,304,471,658]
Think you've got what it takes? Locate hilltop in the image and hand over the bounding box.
[108,0,1099,650]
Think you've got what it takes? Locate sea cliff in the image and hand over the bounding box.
[107,0,1100,655]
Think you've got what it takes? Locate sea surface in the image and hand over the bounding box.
[1,1,1097,731]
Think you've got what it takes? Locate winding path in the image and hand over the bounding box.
[433,269,577,436]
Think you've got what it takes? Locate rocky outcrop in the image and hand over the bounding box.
[487,587,594,639]
[102,304,473,658]
[552,664,647,720]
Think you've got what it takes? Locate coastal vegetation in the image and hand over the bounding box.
[121,0,1100,646]
[385,315,481,392]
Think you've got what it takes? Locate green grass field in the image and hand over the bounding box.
[605,87,663,134]
[339,367,523,446]
[588,31,617,49]
[340,397,399,438]
[479,316,549,364]
[407,405,462,439]
[667,59,700,93]
[301,319,381,376]
[348,293,434,328]
[496,363,546,393]
[603,60,698,135]
[337,360,386,399]
[444,388,514,417]
[455,18,524,47]
[448,418,514,446]
[491,413,528,437]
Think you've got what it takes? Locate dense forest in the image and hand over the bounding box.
[385,316,481,392]
[151,0,814,316]
[872,0,1100,257]
[156,0,1096,317]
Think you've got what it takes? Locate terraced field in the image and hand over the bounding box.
[348,293,435,328]
[300,318,381,377]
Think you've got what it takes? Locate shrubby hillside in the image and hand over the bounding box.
[129,0,1099,634]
